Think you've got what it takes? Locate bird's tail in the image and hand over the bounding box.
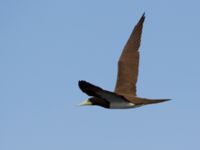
[144,98,171,104]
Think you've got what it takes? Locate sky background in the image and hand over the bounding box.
[1,0,200,150]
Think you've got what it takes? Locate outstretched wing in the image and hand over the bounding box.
[78,80,104,97]
[114,13,145,96]
[79,80,128,103]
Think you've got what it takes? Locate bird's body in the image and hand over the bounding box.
[78,13,170,109]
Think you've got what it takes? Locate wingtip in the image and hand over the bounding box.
[137,12,145,24]
[141,12,145,20]
[78,80,87,84]
[161,99,171,103]
[78,80,83,83]
[78,80,85,88]
[78,80,87,86]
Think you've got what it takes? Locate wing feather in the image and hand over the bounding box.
[114,13,145,96]
[79,80,128,103]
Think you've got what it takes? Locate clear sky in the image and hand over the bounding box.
[1,0,200,150]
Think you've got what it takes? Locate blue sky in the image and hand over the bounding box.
[1,0,200,149]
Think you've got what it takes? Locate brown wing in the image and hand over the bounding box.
[114,13,145,96]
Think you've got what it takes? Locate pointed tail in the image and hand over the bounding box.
[145,98,171,104]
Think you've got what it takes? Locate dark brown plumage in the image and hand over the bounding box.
[78,14,170,109]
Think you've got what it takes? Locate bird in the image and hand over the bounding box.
[78,13,170,109]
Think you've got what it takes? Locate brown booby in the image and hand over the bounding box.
[78,13,170,109]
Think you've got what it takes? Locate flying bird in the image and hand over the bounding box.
[78,13,170,109]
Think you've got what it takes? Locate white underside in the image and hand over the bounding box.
[110,102,140,109]
[96,90,143,109]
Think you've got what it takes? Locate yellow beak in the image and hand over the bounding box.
[78,100,92,106]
